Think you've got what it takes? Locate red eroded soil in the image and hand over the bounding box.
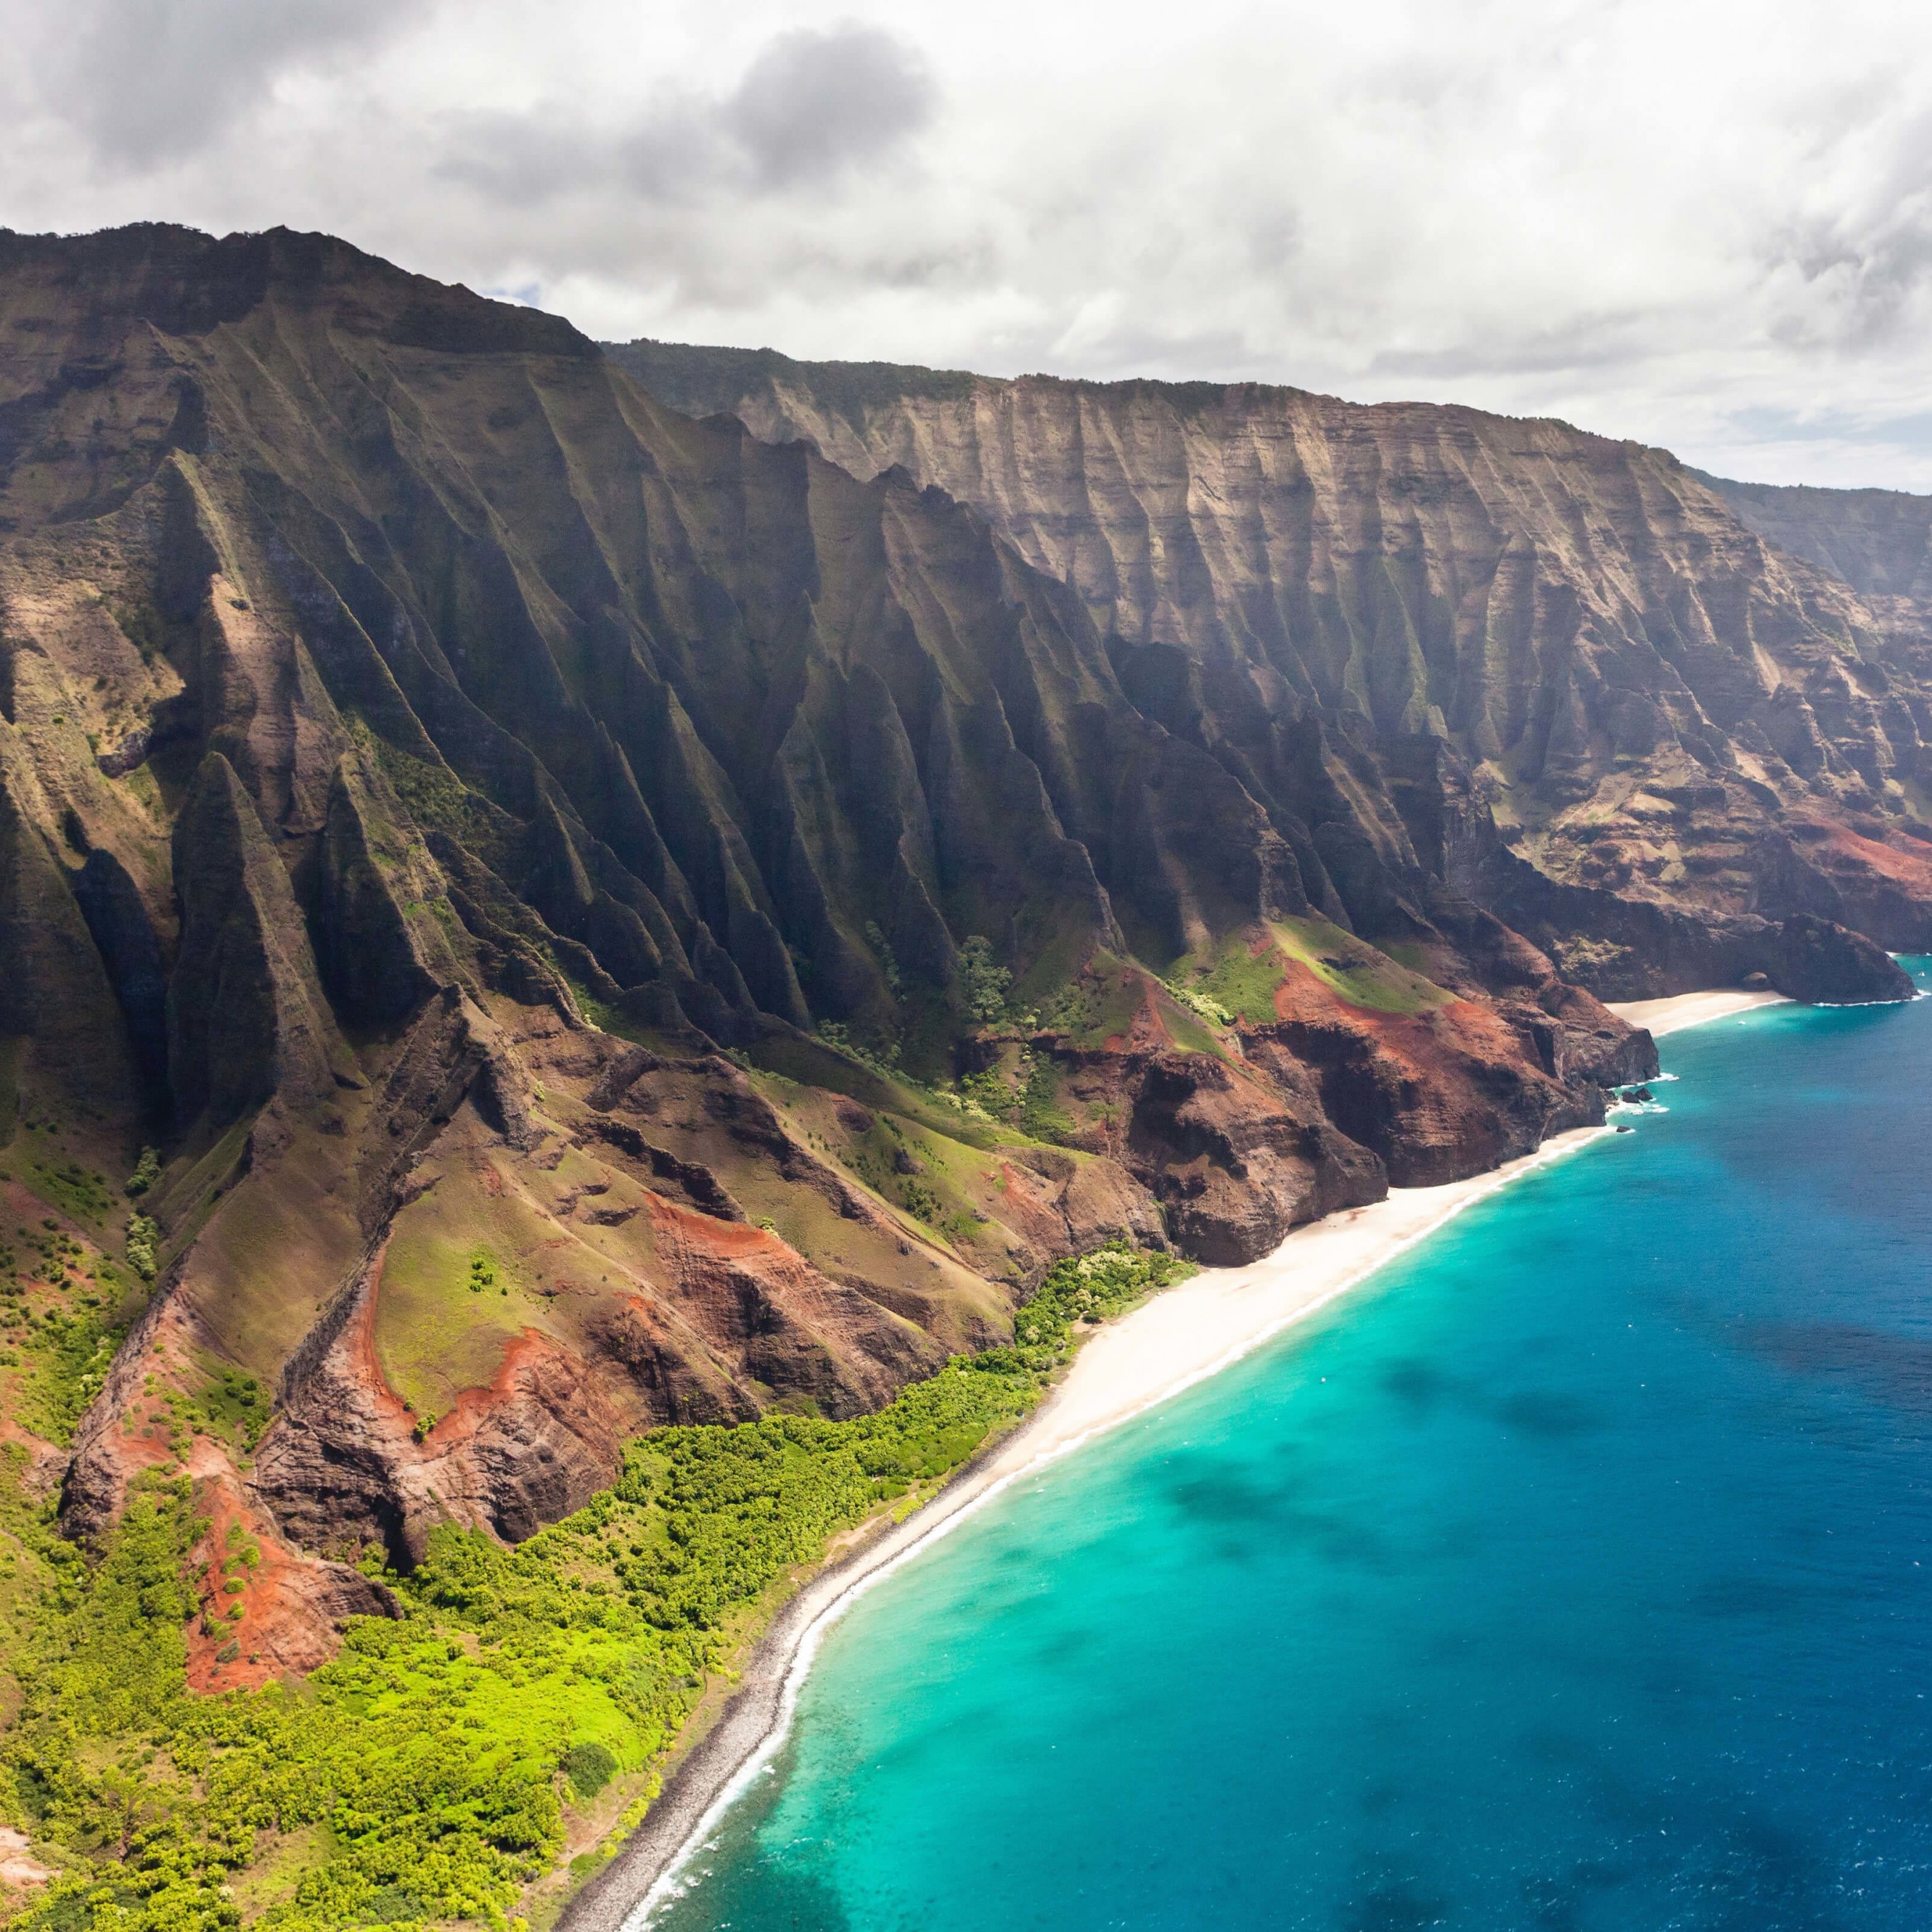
[184,1464,387,1692]
[1796,816,1932,893]
[1258,957,1591,1186]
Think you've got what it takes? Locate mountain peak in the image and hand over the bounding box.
[0,218,597,357]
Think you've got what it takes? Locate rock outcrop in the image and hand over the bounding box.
[0,224,1918,1674]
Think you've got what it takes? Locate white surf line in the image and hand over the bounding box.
[622,1454,1039,1927]
[615,1123,1613,1928]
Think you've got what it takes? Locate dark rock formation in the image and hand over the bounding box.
[168,752,354,1127]
[1095,1045,1385,1264]
[1,224,1922,1655]
[1485,850,1915,1003]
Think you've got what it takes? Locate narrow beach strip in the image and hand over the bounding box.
[1608,987,1788,1036]
[565,1124,1611,1932]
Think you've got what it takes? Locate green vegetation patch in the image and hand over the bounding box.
[373,1184,544,1418]
[0,1214,125,1445]
[825,1108,1002,1256]
[957,936,1011,1023]
[1176,920,1454,1023]
[560,1741,618,1801]
[12,1306,119,1446]
[1155,999,1224,1058]
[954,1046,1077,1144]
[1178,930,1294,1026]
[362,728,520,883]
[125,1213,158,1282]
[0,1243,1190,1931]
[179,1367,273,1455]
[1051,952,1153,1049]
[1269,917,1454,1015]
[25,1156,113,1229]
[746,1031,1008,1153]
[1381,942,1435,977]
[1015,1240,1195,1343]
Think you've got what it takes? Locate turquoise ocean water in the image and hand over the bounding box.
[655,966,1932,1932]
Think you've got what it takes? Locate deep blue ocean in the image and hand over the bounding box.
[655,967,1932,1932]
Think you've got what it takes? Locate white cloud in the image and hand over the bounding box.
[3,0,1932,488]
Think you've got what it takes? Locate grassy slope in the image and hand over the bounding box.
[741,1021,1109,1296]
[1176,917,1456,1023]
[374,1171,566,1424]
[0,1137,154,1452]
[0,1245,1189,1932]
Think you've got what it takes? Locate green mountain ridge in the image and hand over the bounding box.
[0,221,1923,1929]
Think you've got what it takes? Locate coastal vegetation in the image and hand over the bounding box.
[0,1243,1189,1932]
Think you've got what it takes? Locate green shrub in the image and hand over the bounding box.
[1015,1052,1075,1140]
[561,1741,618,1799]
[125,1213,159,1282]
[959,936,1012,1023]
[0,1240,1190,1930]
[863,920,902,996]
[899,1177,942,1224]
[1013,1239,1194,1348]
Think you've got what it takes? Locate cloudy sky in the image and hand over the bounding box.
[5,0,1932,488]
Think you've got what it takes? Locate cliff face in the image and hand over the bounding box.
[614,341,1932,970]
[2,223,1924,1683]
[1698,470,1932,605]
[0,225,1705,1664]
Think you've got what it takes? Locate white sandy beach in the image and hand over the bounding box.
[578,1125,1617,1932]
[998,988,1790,1491]
[1608,987,1789,1036]
[571,990,1793,1929]
[979,1126,1610,1478]
[986,985,1789,1476]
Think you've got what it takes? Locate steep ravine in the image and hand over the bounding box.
[0,224,1915,1704]
[615,340,1932,970]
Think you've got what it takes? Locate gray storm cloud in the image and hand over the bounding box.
[434,22,936,208]
[19,0,425,168]
[725,25,936,186]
